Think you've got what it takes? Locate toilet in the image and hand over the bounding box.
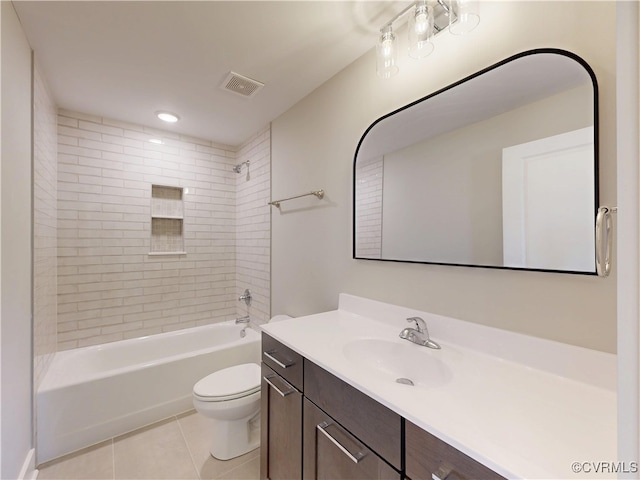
[192,315,292,460]
[192,362,261,460]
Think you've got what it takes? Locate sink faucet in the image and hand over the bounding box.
[399,317,440,349]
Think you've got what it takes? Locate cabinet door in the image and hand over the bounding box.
[405,420,505,480]
[303,399,400,480]
[261,364,302,480]
[304,360,402,470]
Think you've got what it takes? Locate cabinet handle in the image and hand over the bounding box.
[263,350,294,369]
[316,421,367,464]
[432,465,454,480]
[263,375,295,397]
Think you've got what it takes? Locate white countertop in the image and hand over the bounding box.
[262,294,617,480]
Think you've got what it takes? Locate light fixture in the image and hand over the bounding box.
[376,25,399,79]
[449,0,480,35]
[155,111,180,123]
[408,1,434,59]
[149,138,163,145]
[375,0,480,78]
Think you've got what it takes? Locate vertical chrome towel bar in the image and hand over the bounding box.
[596,206,617,277]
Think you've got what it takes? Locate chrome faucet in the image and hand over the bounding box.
[235,315,250,338]
[235,315,250,325]
[399,317,441,349]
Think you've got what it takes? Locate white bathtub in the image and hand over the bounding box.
[37,322,261,463]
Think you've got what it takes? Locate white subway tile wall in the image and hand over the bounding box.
[355,156,383,258]
[34,62,58,387]
[57,111,270,349]
[235,125,271,325]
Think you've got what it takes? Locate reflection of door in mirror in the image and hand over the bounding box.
[502,127,595,272]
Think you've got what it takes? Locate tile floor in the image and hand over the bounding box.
[37,411,260,480]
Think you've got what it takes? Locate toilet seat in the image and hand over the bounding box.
[193,363,261,402]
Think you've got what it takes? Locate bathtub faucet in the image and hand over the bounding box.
[236,316,250,338]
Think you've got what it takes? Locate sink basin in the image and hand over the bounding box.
[342,338,453,388]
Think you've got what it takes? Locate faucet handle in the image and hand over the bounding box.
[407,317,427,333]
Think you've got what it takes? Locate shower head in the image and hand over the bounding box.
[233,160,250,174]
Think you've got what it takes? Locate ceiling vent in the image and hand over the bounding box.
[221,72,265,98]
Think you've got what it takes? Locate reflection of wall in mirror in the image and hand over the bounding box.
[355,156,383,258]
[378,83,592,266]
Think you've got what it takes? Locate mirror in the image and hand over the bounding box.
[353,49,598,274]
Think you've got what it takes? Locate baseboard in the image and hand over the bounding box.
[18,448,38,480]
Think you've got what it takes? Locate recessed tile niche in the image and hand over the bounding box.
[150,185,185,255]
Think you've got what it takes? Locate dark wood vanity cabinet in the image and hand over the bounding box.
[261,333,505,480]
[260,333,304,480]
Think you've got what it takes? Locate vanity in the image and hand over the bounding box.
[260,294,616,479]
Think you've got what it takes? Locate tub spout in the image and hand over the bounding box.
[235,316,250,324]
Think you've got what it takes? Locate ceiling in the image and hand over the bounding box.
[14,1,407,146]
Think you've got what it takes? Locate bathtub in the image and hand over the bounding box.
[37,321,261,463]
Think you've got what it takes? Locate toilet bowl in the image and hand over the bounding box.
[192,362,261,460]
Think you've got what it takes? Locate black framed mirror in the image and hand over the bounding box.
[353,49,598,274]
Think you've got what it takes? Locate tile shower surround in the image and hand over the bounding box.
[57,111,271,350]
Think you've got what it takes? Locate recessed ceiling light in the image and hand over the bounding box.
[156,111,179,123]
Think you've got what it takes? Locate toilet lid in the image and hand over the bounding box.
[193,363,261,402]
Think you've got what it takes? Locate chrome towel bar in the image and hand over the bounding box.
[268,189,324,208]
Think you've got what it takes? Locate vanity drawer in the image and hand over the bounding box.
[304,359,402,470]
[262,333,304,391]
[405,421,505,480]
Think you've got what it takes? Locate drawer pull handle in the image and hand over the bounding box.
[432,465,454,480]
[264,351,294,369]
[263,375,295,397]
[316,421,367,464]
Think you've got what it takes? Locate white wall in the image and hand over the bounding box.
[615,0,639,473]
[272,1,617,353]
[1,2,34,477]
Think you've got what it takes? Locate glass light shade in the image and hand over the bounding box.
[449,0,480,35]
[408,3,434,59]
[376,29,399,78]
